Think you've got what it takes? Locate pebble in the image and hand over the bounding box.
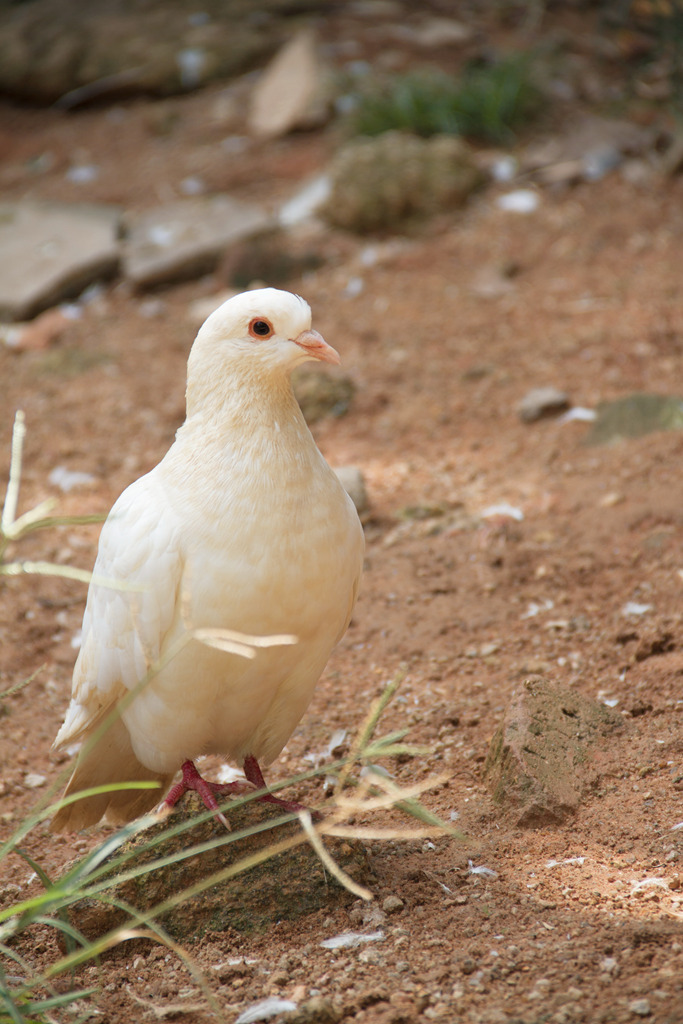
[517,386,570,423]
[628,998,651,1017]
[496,189,539,213]
[24,773,47,789]
[382,894,404,914]
[334,466,369,517]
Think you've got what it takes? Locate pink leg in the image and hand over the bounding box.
[243,754,319,818]
[163,759,255,829]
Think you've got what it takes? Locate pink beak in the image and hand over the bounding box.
[293,329,340,366]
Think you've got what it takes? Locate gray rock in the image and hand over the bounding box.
[321,132,483,234]
[586,393,683,445]
[0,201,121,321]
[629,999,651,1017]
[517,387,569,423]
[483,677,621,826]
[248,29,331,139]
[334,466,369,517]
[123,196,273,289]
[382,894,404,913]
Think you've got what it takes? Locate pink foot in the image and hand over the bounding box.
[163,759,255,829]
[243,754,320,820]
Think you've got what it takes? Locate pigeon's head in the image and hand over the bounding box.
[190,288,339,382]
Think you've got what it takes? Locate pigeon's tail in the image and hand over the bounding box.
[50,716,171,831]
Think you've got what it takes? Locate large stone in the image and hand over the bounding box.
[67,797,373,944]
[321,132,483,234]
[585,393,683,445]
[123,196,274,289]
[0,0,291,105]
[483,678,621,826]
[249,29,331,139]
[0,202,121,321]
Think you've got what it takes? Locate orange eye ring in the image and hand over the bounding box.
[248,317,273,339]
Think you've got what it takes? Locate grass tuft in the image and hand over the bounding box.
[349,53,544,144]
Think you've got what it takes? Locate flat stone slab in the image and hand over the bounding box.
[248,29,330,139]
[483,677,621,826]
[123,195,273,289]
[0,201,121,321]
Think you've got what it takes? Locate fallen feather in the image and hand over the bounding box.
[672,822,683,831]
[235,998,298,1024]
[49,466,96,493]
[66,164,99,184]
[216,763,246,785]
[320,930,385,950]
[630,877,669,892]
[304,727,348,767]
[558,406,597,423]
[468,860,498,878]
[345,276,364,298]
[360,764,393,780]
[545,857,585,868]
[621,602,653,617]
[496,189,539,213]
[521,599,554,619]
[481,503,524,522]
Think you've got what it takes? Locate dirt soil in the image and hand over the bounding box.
[2,10,683,1024]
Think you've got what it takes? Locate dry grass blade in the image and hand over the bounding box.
[298,810,373,901]
[334,665,406,793]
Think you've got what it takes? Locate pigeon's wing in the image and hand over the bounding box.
[54,470,184,748]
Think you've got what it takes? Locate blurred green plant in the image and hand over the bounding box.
[349,53,544,144]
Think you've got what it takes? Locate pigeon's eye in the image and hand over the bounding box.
[249,318,273,339]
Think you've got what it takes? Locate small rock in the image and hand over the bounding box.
[123,196,273,290]
[483,677,621,826]
[2,308,70,351]
[249,30,330,139]
[284,996,341,1024]
[24,773,47,789]
[518,387,570,423]
[0,201,121,321]
[582,144,622,181]
[628,998,651,1017]
[496,189,540,214]
[382,894,404,914]
[334,467,368,517]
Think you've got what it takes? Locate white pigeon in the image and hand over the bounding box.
[51,288,364,831]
